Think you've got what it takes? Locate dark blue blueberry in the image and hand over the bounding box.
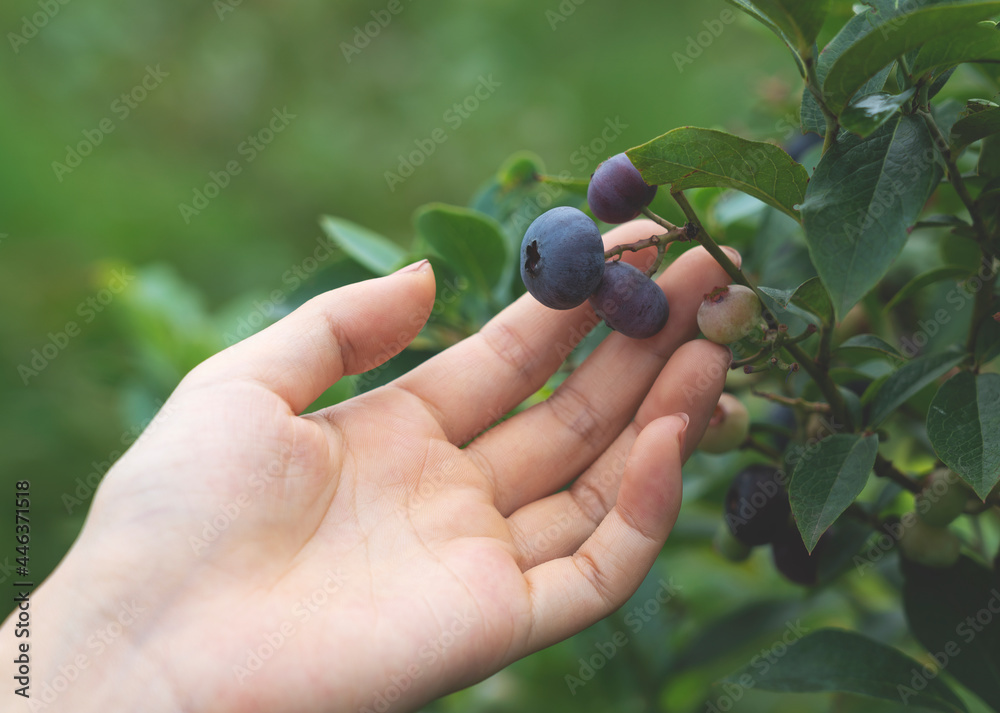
[520,207,605,310]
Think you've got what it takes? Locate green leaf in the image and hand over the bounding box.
[723,0,831,58]
[628,128,809,221]
[868,350,968,428]
[902,556,1000,711]
[801,2,897,135]
[840,89,916,138]
[801,115,938,319]
[951,105,1000,152]
[836,334,904,361]
[884,266,972,310]
[911,22,1000,80]
[414,203,507,298]
[319,215,408,277]
[790,433,878,552]
[927,371,1000,499]
[724,628,968,713]
[758,277,834,327]
[823,1,1000,114]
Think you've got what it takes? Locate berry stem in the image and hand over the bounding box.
[668,189,856,431]
[639,206,679,232]
[874,455,921,494]
[741,436,782,460]
[603,224,689,277]
[803,50,839,155]
[917,110,998,357]
[751,389,831,413]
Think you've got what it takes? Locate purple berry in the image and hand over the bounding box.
[520,207,605,310]
[588,261,669,339]
[724,465,790,546]
[587,153,658,224]
[770,523,822,586]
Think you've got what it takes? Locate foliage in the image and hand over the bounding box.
[7,0,1000,711]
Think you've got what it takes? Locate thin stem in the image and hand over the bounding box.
[804,52,839,154]
[918,110,992,246]
[874,455,921,494]
[640,206,679,232]
[604,225,689,278]
[751,389,831,413]
[730,346,769,370]
[669,190,855,429]
[742,436,783,460]
[918,110,998,355]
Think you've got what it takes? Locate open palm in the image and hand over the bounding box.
[21,221,735,713]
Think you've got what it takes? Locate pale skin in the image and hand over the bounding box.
[4,221,737,712]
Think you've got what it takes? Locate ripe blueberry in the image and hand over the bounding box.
[587,153,658,224]
[771,522,827,586]
[588,261,669,339]
[520,207,605,310]
[724,464,790,546]
[698,393,750,454]
[697,285,763,345]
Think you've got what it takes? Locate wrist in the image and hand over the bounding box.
[1,561,179,713]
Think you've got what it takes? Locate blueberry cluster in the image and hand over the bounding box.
[519,153,667,339]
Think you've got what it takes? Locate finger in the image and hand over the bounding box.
[475,245,738,515]
[183,261,436,414]
[519,414,687,654]
[391,220,665,444]
[506,339,730,568]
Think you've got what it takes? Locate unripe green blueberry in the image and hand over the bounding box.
[697,393,750,454]
[697,285,763,345]
[713,521,752,562]
[898,517,961,568]
[915,469,970,527]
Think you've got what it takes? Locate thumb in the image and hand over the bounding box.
[187,260,436,413]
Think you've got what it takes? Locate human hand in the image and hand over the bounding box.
[7,220,735,713]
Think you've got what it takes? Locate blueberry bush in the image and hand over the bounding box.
[314,2,1000,709]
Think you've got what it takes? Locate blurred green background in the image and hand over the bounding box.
[2,1,978,710]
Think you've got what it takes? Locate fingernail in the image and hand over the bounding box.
[674,412,690,450]
[395,259,430,274]
[721,246,742,269]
